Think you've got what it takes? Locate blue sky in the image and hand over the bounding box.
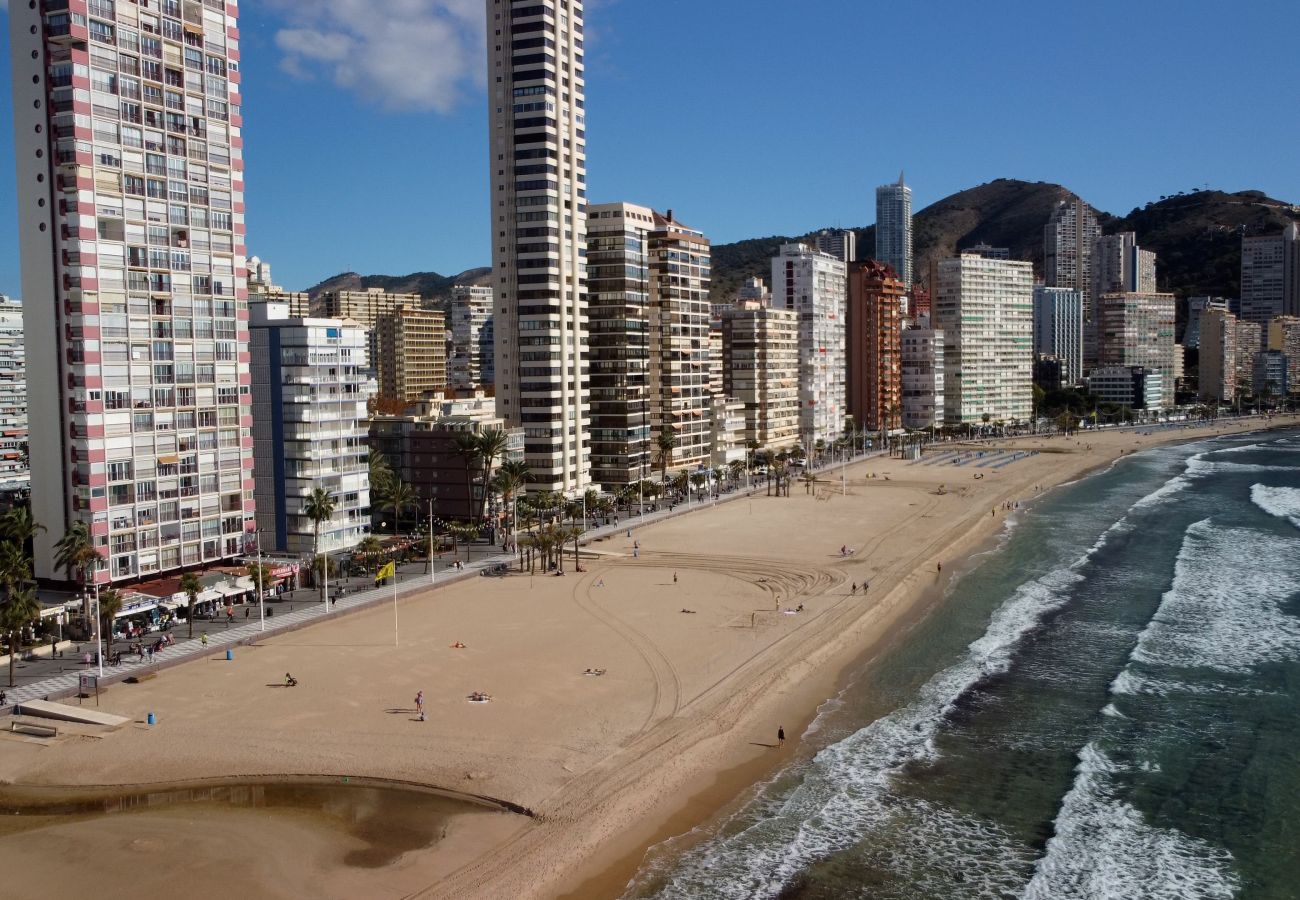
[2,0,1298,293]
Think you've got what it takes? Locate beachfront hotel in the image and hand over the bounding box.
[586,202,653,488]
[772,243,847,447]
[875,173,913,289]
[846,260,904,433]
[9,0,257,583]
[649,211,713,473]
[934,254,1034,425]
[900,323,944,430]
[449,284,495,391]
[250,302,372,556]
[720,302,800,451]
[1096,291,1177,409]
[488,0,590,494]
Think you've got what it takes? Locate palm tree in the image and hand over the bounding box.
[383,480,417,541]
[453,430,483,522]
[475,427,510,522]
[353,535,383,577]
[179,571,203,640]
[655,425,678,484]
[494,460,530,548]
[54,521,100,586]
[1,585,40,687]
[98,589,124,654]
[689,471,707,502]
[303,488,336,601]
[1,505,45,551]
[244,562,274,604]
[802,469,817,494]
[369,448,395,506]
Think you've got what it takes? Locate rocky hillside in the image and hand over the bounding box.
[302,267,492,306]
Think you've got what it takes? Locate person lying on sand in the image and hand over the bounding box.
[582,668,606,676]
[680,608,696,614]
[468,691,493,702]
[450,642,466,649]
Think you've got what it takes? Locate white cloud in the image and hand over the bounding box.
[270,0,484,114]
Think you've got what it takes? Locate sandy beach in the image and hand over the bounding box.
[0,416,1294,899]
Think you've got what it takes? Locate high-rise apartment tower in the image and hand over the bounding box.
[487,0,589,493]
[875,173,913,289]
[10,0,256,583]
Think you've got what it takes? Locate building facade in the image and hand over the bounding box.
[10,0,257,582]
[1234,320,1263,393]
[772,244,847,445]
[1092,233,1157,308]
[0,297,28,490]
[369,394,524,524]
[1183,296,1229,350]
[1198,308,1236,403]
[1240,224,1300,326]
[1032,286,1084,386]
[647,211,712,474]
[847,261,904,432]
[374,306,448,403]
[813,229,857,264]
[250,303,371,557]
[901,324,944,430]
[875,172,913,289]
[488,0,589,494]
[720,303,800,450]
[1089,366,1163,411]
[1267,316,1300,396]
[934,255,1034,424]
[449,284,495,391]
[1044,196,1103,303]
[1097,292,1177,408]
[585,202,652,488]
[1253,350,1289,400]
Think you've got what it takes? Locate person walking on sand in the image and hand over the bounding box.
[673,572,678,584]
[415,690,425,721]
[937,561,942,573]
[851,582,857,595]
[778,726,785,748]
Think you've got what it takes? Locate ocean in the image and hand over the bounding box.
[626,427,1300,900]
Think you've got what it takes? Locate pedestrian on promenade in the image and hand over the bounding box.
[201,633,208,647]
[778,726,785,748]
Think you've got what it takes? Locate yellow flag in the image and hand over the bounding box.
[376,561,395,582]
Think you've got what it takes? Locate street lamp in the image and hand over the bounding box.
[255,529,265,632]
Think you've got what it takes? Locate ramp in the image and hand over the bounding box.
[14,699,130,728]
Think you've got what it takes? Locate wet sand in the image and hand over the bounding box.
[0,417,1291,899]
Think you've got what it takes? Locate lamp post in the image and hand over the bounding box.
[256,530,265,632]
[93,575,103,678]
[428,500,436,586]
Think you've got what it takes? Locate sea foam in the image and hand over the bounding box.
[633,471,1195,899]
[1250,484,1300,531]
[1023,744,1240,900]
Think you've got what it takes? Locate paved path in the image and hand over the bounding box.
[1,452,897,714]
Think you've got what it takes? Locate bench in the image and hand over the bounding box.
[10,720,58,738]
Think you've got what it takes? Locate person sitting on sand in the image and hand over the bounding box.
[451,641,466,649]
[285,673,298,687]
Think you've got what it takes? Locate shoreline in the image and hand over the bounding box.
[0,416,1294,900]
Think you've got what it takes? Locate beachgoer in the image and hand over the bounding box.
[285,673,297,687]
[850,582,857,595]
[937,562,942,573]
[201,633,208,646]
[673,572,678,584]
[778,726,785,748]
[415,690,424,717]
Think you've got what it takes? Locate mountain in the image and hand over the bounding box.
[302,267,492,307]
[708,180,1298,301]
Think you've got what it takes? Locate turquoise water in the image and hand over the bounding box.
[628,428,1300,899]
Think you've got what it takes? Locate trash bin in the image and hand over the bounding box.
[147,713,156,726]
[225,648,233,661]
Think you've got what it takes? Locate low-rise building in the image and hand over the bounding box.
[250,303,373,556]
[1088,366,1163,411]
[1253,350,1289,400]
[368,394,524,524]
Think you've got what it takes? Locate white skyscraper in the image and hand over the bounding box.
[875,173,914,289]
[1033,286,1085,385]
[488,0,589,494]
[935,255,1034,424]
[772,244,847,445]
[10,0,256,583]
